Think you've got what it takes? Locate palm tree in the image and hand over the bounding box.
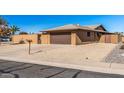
[10,25,20,35]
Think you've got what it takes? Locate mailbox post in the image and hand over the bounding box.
[27,39,32,55]
[0,39,1,45]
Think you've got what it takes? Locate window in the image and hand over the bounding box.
[87,32,90,37]
[97,32,99,37]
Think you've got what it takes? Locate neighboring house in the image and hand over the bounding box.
[41,24,120,45]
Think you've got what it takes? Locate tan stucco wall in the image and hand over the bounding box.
[99,35,105,43]
[41,30,120,45]
[76,34,82,45]
[76,31,99,42]
[71,32,77,45]
[12,34,38,44]
[42,30,102,45]
[41,33,50,44]
[99,34,119,44]
[122,36,124,43]
[111,35,119,43]
[71,31,98,45]
[76,30,100,44]
[82,31,96,41]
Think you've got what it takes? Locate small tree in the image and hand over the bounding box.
[0,16,8,26]
[0,16,10,44]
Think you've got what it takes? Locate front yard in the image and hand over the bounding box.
[105,43,124,63]
[0,43,117,65]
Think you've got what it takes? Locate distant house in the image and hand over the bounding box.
[41,24,120,45]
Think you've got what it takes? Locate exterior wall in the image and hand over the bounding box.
[99,34,120,44]
[93,32,101,41]
[41,30,120,45]
[76,34,82,45]
[71,31,77,45]
[111,35,119,43]
[77,31,97,42]
[12,34,39,44]
[41,33,50,44]
[99,35,105,43]
[41,30,102,45]
[76,30,100,44]
[122,36,124,43]
[38,34,42,44]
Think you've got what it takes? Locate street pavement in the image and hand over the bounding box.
[0,59,124,78]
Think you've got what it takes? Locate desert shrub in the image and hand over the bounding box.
[19,40,25,44]
[120,45,124,49]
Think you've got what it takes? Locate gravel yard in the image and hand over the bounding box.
[105,43,124,63]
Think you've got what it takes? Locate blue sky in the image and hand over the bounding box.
[2,15,124,33]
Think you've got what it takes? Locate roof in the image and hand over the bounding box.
[43,24,80,31]
[42,24,108,33]
[83,24,100,29]
[85,24,107,31]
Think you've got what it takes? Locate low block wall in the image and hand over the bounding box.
[12,34,39,44]
[99,34,120,44]
[122,36,124,43]
[41,33,50,44]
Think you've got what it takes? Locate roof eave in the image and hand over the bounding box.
[42,28,80,32]
[41,27,110,33]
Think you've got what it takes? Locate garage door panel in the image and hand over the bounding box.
[50,32,71,44]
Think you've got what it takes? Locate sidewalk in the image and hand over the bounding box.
[0,44,124,75]
[0,56,124,75]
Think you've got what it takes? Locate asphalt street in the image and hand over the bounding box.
[0,59,124,78]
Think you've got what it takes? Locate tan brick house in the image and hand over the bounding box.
[12,24,121,45]
[41,24,120,45]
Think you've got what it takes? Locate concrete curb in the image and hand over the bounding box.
[0,56,124,75]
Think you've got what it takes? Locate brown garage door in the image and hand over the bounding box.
[50,32,71,44]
